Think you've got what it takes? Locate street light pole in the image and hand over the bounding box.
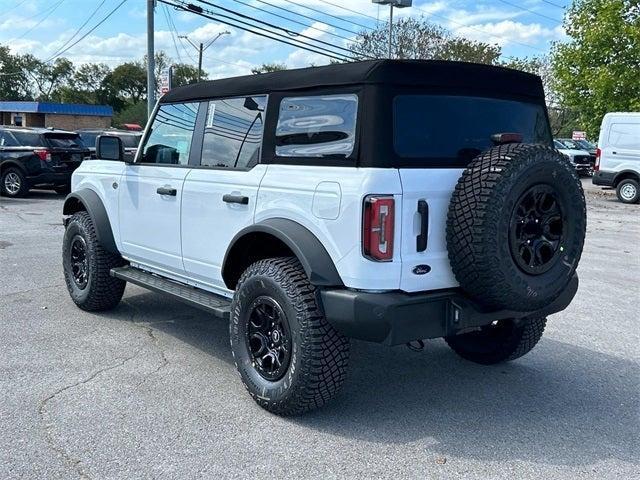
[388,4,393,59]
[146,0,155,120]
[371,1,413,60]
[179,31,230,83]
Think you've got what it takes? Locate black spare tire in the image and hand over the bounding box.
[446,144,586,312]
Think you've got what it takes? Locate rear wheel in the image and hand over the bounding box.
[616,178,640,204]
[1,167,28,198]
[230,257,350,415]
[445,317,546,365]
[62,211,126,311]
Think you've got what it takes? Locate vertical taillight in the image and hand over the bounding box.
[594,148,601,171]
[363,195,395,262]
[34,149,52,162]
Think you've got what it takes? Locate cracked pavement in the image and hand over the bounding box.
[0,182,638,479]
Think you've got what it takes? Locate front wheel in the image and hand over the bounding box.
[445,317,546,365]
[616,178,640,204]
[62,211,126,311]
[1,167,29,197]
[230,257,350,415]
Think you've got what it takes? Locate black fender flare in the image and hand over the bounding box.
[223,218,344,288]
[614,169,640,185]
[63,189,118,254]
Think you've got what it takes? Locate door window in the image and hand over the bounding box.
[200,96,267,169]
[275,94,358,158]
[140,102,199,165]
[0,131,18,147]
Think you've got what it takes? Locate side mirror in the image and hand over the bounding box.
[96,135,126,162]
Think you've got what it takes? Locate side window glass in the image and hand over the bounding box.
[201,96,267,169]
[275,94,358,158]
[0,131,18,147]
[140,102,198,165]
[608,123,640,150]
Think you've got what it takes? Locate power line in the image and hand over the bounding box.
[44,0,129,63]
[496,0,563,24]
[540,0,567,10]
[160,0,352,62]
[283,0,376,31]
[162,4,184,62]
[5,0,29,15]
[12,0,66,41]
[194,0,364,59]
[48,0,108,61]
[227,0,357,44]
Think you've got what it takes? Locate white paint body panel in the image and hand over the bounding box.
[181,165,267,292]
[597,112,640,177]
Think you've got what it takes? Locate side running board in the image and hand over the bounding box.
[111,266,231,320]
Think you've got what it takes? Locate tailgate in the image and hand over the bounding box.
[398,169,461,292]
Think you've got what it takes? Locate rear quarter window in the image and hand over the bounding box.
[275,94,358,158]
[394,95,552,166]
[608,123,640,150]
[9,131,45,147]
[45,134,85,149]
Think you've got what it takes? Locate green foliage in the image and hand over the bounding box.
[551,0,640,137]
[172,63,207,86]
[251,63,287,74]
[349,17,501,65]
[0,46,32,100]
[113,101,147,128]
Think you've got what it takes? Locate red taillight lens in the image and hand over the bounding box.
[363,195,395,262]
[34,149,52,162]
[594,148,601,171]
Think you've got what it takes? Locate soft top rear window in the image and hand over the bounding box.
[394,95,551,166]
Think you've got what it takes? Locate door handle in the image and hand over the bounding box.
[223,194,249,205]
[156,186,177,196]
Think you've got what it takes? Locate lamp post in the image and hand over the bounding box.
[179,31,230,82]
[371,1,413,59]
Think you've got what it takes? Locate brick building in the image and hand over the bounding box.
[0,101,113,131]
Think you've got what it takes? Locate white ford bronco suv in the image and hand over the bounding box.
[62,60,586,415]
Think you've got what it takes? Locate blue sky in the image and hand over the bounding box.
[0,0,570,78]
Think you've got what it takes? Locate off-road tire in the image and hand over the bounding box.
[1,167,29,198]
[447,144,586,312]
[616,178,640,204]
[445,317,546,365]
[62,211,126,311]
[230,257,350,416]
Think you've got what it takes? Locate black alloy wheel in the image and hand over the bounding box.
[509,184,565,275]
[70,235,89,289]
[246,296,292,381]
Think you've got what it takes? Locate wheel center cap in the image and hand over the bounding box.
[271,330,281,343]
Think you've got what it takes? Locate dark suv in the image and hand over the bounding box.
[0,127,89,197]
[77,129,142,162]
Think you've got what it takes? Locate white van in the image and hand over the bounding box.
[593,112,640,203]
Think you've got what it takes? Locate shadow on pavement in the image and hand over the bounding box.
[110,289,639,468]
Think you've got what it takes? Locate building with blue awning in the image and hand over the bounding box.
[0,101,113,131]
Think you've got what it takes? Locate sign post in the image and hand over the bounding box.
[159,66,173,97]
[572,131,587,141]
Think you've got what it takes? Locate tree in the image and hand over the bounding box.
[0,45,32,100]
[349,17,501,64]
[251,63,287,74]
[57,63,112,104]
[20,55,74,101]
[172,63,206,87]
[551,0,640,137]
[106,61,147,103]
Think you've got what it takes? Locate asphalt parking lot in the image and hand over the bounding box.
[0,179,638,479]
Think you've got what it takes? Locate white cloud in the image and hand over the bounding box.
[452,20,565,47]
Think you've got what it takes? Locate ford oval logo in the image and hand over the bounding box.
[412,264,431,275]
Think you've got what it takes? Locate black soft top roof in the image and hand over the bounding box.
[160,59,545,104]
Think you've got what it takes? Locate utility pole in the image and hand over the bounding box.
[146,0,155,120]
[371,1,413,60]
[179,31,230,83]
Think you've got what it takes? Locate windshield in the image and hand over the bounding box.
[575,139,595,150]
[394,95,552,166]
[45,134,85,149]
[118,134,142,149]
[557,139,582,149]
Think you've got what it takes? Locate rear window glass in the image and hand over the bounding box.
[45,134,85,149]
[608,123,640,149]
[275,94,358,158]
[10,131,45,147]
[394,95,552,165]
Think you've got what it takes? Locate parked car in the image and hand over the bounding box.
[0,127,89,197]
[77,128,142,162]
[554,139,594,176]
[572,138,598,156]
[593,112,640,203]
[62,60,586,415]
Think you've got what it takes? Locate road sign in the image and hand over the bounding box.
[159,67,173,96]
[572,131,587,140]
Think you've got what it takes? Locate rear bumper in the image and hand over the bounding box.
[593,171,616,187]
[321,274,579,345]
